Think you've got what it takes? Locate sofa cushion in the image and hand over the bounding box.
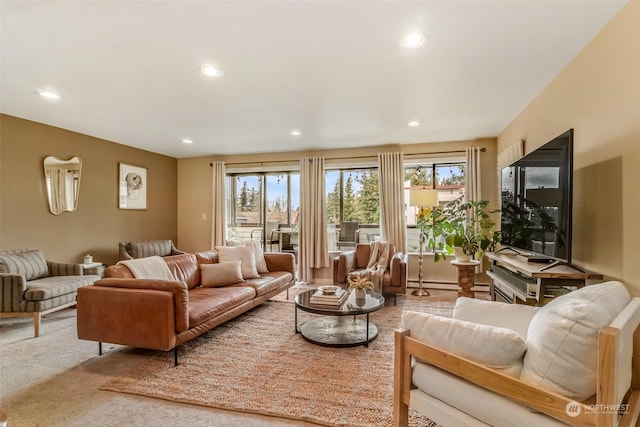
[201,261,245,287]
[0,250,49,281]
[24,275,96,301]
[163,253,200,290]
[239,271,294,296]
[215,246,259,279]
[403,311,526,376]
[187,286,256,328]
[521,281,631,401]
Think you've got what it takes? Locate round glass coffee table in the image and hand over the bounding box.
[294,288,385,347]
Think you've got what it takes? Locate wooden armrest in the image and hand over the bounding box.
[395,329,597,426]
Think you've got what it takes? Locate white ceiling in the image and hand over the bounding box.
[1,1,628,159]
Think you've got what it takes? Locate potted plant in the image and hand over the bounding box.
[443,198,501,262]
[417,204,453,262]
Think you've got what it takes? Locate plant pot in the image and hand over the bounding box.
[454,247,471,263]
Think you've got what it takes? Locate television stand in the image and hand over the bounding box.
[486,252,603,306]
[523,255,553,264]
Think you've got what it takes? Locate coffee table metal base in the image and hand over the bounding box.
[299,316,378,347]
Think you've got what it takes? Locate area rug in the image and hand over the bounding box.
[101,294,452,426]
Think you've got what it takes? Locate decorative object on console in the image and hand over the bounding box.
[84,254,93,264]
[409,188,438,297]
[118,162,147,210]
[43,156,82,215]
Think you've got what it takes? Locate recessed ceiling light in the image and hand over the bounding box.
[200,64,224,77]
[401,33,425,48]
[36,90,61,100]
[408,120,421,127]
[181,138,193,144]
[290,129,302,136]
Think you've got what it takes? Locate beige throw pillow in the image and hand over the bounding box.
[225,239,268,274]
[215,245,260,279]
[200,261,245,287]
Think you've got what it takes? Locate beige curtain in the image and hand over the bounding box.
[465,147,482,202]
[299,157,330,283]
[211,161,227,248]
[378,152,407,252]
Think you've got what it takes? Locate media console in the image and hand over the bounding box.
[485,251,603,306]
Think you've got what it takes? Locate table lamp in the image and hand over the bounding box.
[409,188,439,297]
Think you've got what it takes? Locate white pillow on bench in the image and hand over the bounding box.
[521,281,630,401]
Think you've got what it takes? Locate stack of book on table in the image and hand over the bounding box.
[309,288,348,308]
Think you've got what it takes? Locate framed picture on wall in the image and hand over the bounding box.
[118,163,147,210]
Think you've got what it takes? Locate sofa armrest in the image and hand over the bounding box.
[93,278,189,333]
[393,329,596,427]
[333,251,356,285]
[389,252,408,288]
[264,252,295,276]
[453,297,538,339]
[47,261,83,276]
[118,242,134,260]
[0,274,27,311]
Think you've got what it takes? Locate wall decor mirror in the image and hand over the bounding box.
[43,156,82,214]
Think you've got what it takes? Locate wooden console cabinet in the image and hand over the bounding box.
[486,251,603,306]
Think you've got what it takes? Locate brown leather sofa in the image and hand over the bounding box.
[333,243,408,305]
[77,250,295,365]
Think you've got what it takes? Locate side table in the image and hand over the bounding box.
[82,262,105,278]
[450,260,480,298]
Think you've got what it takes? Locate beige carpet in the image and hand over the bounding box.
[100,293,451,427]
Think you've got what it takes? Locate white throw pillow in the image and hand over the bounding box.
[521,281,631,401]
[200,261,245,287]
[403,311,526,376]
[226,239,268,274]
[453,297,539,340]
[215,246,260,279]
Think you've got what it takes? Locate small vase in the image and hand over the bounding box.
[355,288,366,306]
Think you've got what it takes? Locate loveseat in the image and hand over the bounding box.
[0,249,99,337]
[118,239,185,260]
[333,243,408,304]
[77,247,295,365]
[394,281,640,427]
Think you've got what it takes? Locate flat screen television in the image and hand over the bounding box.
[500,129,573,263]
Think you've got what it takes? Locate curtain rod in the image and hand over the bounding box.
[209,147,485,166]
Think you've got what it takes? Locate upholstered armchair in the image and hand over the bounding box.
[394,281,640,427]
[333,243,407,305]
[0,249,98,336]
[118,239,185,260]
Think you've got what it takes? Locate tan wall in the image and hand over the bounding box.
[0,115,178,265]
[178,138,498,282]
[498,1,640,293]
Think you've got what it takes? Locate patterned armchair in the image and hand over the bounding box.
[0,249,98,336]
[118,239,185,261]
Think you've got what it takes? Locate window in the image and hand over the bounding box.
[227,172,299,245]
[325,168,380,250]
[404,162,465,252]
